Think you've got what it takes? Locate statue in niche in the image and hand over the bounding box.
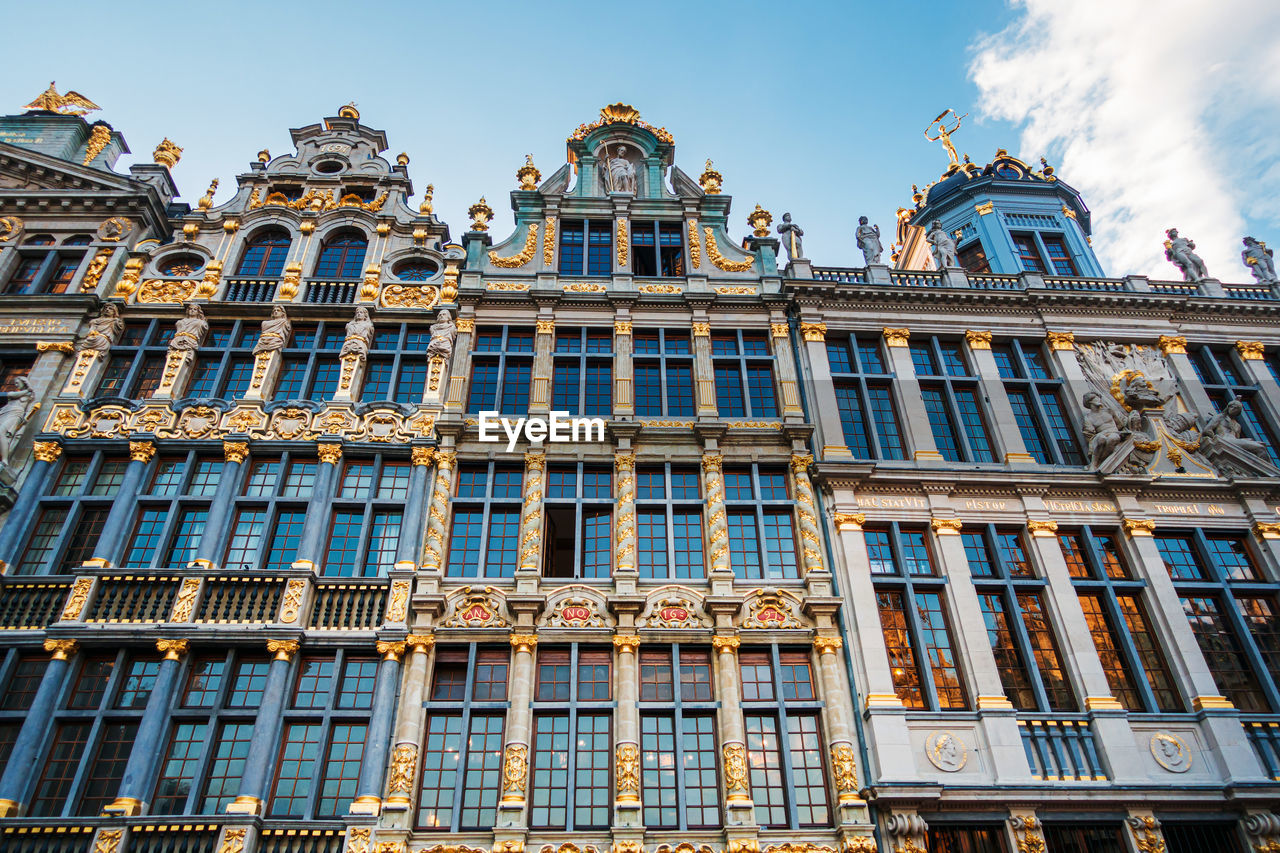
[340,307,374,360]
[169,303,208,352]
[76,303,123,353]
[1164,228,1209,281]
[427,309,456,360]
[776,213,805,262]
[0,377,35,468]
[1242,237,1278,284]
[926,219,959,269]
[1201,400,1271,464]
[856,216,883,265]
[599,144,637,194]
[254,305,292,354]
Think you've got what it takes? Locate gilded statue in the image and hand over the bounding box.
[600,144,637,194]
[254,306,293,354]
[1164,228,1209,282]
[76,303,124,353]
[22,82,100,116]
[169,303,208,352]
[1242,237,1278,284]
[926,219,959,269]
[776,213,805,262]
[340,307,375,359]
[427,309,457,359]
[0,377,36,468]
[924,109,966,166]
[856,216,883,265]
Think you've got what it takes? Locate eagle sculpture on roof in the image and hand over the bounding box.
[21,82,101,116]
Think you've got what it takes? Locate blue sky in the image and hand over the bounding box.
[5,0,1278,280]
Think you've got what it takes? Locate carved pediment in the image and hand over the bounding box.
[541,585,613,628]
[442,586,509,628]
[636,586,712,629]
[739,588,808,630]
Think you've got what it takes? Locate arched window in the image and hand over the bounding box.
[393,259,439,281]
[314,231,368,280]
[159,255,205,277]
[235,229,291,277]
[63,235,92,246]
[6,235,84,295]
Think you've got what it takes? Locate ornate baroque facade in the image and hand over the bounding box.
[0,92,1277,853]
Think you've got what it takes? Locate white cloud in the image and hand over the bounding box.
[970,0,1280,281]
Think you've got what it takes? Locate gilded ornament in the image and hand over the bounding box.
[385,579,411,622]
[152,138,183,168]
[1237,340,1265,360]
[83,124,112,166]
[22,82,100,115]
[763,845,835,853]
[742,590,805,629]
[616,742,640,798]
[799,322,826,341]
[377,640,407,661]
[493,843,524,853]
[80,248,113,291]
[1156,335,1187,356]
[267,639,300,661]
[419,183,434,215]
[616,219,629,267]
[128,441,156,463]
[503,743,529,796]
[965,329,993,349]
[279,578,306,624]
[883,327,910,347]
[639,282,683,294]
[728,841,758,853]
[407,634,435,651]
[614,319,633,335]
[687,219,701,268]
[222,441,249,464]
[0,215,23,242]
[975,201,995,216]
[43,638,78,660]
[832,512,866,529]
[60,577,94,621]
[32,441,62,462]
[1123,518,1156,537]
[699,159,723,194]
[814,636,843,655]
[316,443,343,464]
[563,281,606,293]
[1009,816,1046,853]
[170,577,200,622]
[704,227,754,272]
[517,153,541,190]
[1149,732,1192,772]
[487,281,532,292]
[931,517,963,535]
[843,840,877,853]
[94,830,124,853]
[715,285,757,295]
[613,635,641,652]
[1026,519,1058,537]
[791,453,815,473]
[613,843,643,853]
[692,321,711,337]
[747,204,772,238]
[197,178,218,211]
[344,829,370,853]
[925,730,968,771]
[722,742,750,799]
[509,633,539,652]
[411,446,435,466]
[1046,331,1075,351]
[359,265,381,301]
[380,283,440,310]
[830,743,860,796]
[138,278,198,304]
[155,638,190,660]
[279,263,302,300]
[712,635,741,654]
[1128,816,1167,853]
[468,197,494,231]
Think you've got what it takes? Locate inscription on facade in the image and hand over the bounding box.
[1153,503,1225,516]
[0,317,76,336]
[857,495,929,509]
[963,499,1008,511]
[1045,499,1118,513]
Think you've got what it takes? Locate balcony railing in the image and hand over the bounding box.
[1149,279,1200,295]
[966,273,1021,290]
[194,576,286,623]
[812,267,868,284]
[304,279,359,304]
[1043,276,1126,292]
[1245,718,1280,781]
[86,575,181,623]
[0,580,72,629]
[309,581,388,630]
[1019,716,1108,781]
[222,276,278,302]
[889,270,945,287]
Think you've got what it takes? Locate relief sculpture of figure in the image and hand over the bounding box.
[1242,236,1278,284]
[76,303,123,353]
[0,377,35,468]
[427,309,456,359]
[340,306,375,359]
[169,303,208,352]
[1201,400,1270,463]
[856,216,883,265]
[776,213,805,262]
[1164,228,1209,282]
[600,144,637,194]
[254,305,293,354]
[926,219,959,269]
[1082,391,1126,468]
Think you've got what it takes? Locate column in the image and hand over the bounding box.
[0,440,61,573]
[395,447,434,571]
[1235,341,1280,444]
[771,320,805,418]
[702,452,731,579]
[191,441,248,570]
[152,346,198,400]
[964,330,1033,465]
[1043,331,1091,442]
[107,639,190,815]
[1158,335,1215,416]
[89,440,154,568]
[226,639,298,814]
[613,636,641,824]
[0,639,77,816]
[613,317,634,417]
[444,319,475,414]
[530,318,554,416]
[614,452,637,576]
[813,636,864,809]
[798,320,851,458]
[349,641,405,815]
[692,320,717,417]
[497,634,537,826]
[420,449,455,573]
[790,453,827,579]
[383,635,434,817]
[711,636,754,816]
[881,328,941,462]
[516,451,544,576]
[291,443,342,571]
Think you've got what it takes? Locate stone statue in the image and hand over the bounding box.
[1201,400,1270,463]
[1242,237,1278,284]
[1165,411,1200,444]
[1164,228,1209,282]
[0,378,35,468]
[600,144,637,194]
[776,213,805,261]
[926,219,959,269]
[1082,391,1126,468]
[169,303,208,352]
[856,216,883,265]
[427,309,456,359]
[76,303,123,353]
[254,305,292,355]
[340,306,375,359]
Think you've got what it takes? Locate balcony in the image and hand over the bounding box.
[222,276,278,302]
[1019,716,1108,781]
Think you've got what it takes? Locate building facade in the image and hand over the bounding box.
[0,91,1277,853]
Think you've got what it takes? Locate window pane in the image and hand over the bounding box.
[745,715,786,828]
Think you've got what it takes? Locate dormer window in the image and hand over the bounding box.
[236,229,291,277]
[631,221,684,277]
[314,231,368,280]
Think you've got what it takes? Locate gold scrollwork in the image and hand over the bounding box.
[543,216,555,266]
[722,742,750,799]
[170,577,200,622]
[489,222,539,269]
[688,219,701,268]
[616,220,629,268]
[616,742,640,799]
[279,578,306,624]
[60,577,93,621]
[704,227,754,272]
[138,278,198,304]
[830,742,860,797]
[386,579,410,622]
[503,743,529,796]
[220,827,247,853]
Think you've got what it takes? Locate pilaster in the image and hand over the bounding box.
[692,319,717,417]
[772,319,805,418]
[498,633,537,828]
[291,443,342,572]
[530,317,554,415]
[382,635,435,825]
[613,316,634,416]
[421,449,455,573]
[88,440,154,567]
[612,635,641,826]
[225,639,300,814]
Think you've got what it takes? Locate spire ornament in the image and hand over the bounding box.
[419,184,434,216]
[699,159,723,194]
[153,138,183,168]
[517,154,541,190]
[468,197,494,231]
[197,179,218,211]
[747,204,773,238]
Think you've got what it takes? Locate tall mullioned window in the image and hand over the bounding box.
[322,456,408,577]
[631,220,685,277]
[1010,231,1079,276]
[825,334,906,460]
[4,233,92,295]
[16,451,128,574]
[639,646,720,829]
[1156,529,1280,713]
[416,646,509,830]
[740,647,830,829]
[964,526,1076,711]
[634,329,695,417]
[1060,528,1181,713]
[552,328,612,416]
[909,337,995,463]
[123,451,225,568]
[530,646,612,830]
[724,466,798,581]
[636,465,705,579]
[446,462,523,579]
[95,320,174,399]
[713,330,777,418]
[223,452,315,572]
[544,464,612,579]
[1190,345,1280,467]
[313,230,368,279]
[559,219,612,276]
[467,326,534,415]
[0,651,49,777]
[991,340,1083,466]
[356,325,434,405]
[234,228,291,277]
[868,523,968,710]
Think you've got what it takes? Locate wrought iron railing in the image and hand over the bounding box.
[1019,716,1108,781]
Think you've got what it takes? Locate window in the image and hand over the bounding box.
[531,647,611,830]
[223,453,314,572]
[322,456,406,577]
[1041,235,1078,276]
[631,220,685,277]
[416,647,508,830]
[740,647,829,828]
[16,453,130,574]
[713,330,777,417]
[1061,528,1181,712]
[1191,345,1280,467]
[313,231,368,279]
[4,234,91,294]
[992,340,1083,465]
[928,825,1010,853]
[910,337,995,462]
[1011,232,1046,273]
[965,527,1076,711]
[636,465,704,579]
[360,323,433,404]
[120,452,223,569]
[1042,823,1126,853]
[235,228,291,277]
[393,259,439,281]
[544,464,612,579]
[1157,529,1280,712]
[1161,822,1246,853]
[868,524,968,709]
[639,647,719,829]
[825,335,906,459]
[558,219,612,276]
[552,328,612,416]
[467,327,534,414]
[0,652,48,776]
[634,330,695,417]
[725,466,798,580]
[957,241,991,274]
[446,462,523,578]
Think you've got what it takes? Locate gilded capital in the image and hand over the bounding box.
[701,453,724,473]
[1123,517,1156,537]
[406,634,436,651]
[833,512,866,530]
[965,330,992,350]
[813,636,844,655]
[36,341,75,353]
[317,443,343,464]
[772,322,791,339]
[883,327,910,347]
[411,446,436,467]
[377,640,408,661]
[536,319,555,335]
[930,517,963,535]
[524,451,545,471]
[155,638,190,660]
[614,319,633,336]
[1027,519,1059,538]
[129,441,157,463]
[510,633,539,652]
[1237,340,1265,360]
[223,441,249,464]
[1156,335,1187,356]
[1046,331,1075,351]
[800,322,827,342]
[1253,522,1280,540]
[267,639,301,661]
[435,449,457,468]
[613,635,641,652]
[43,638,78,660]
[615,451,635,471]
[790,453,815,474]
[712,635,741,654]
[692,321,711,337]
[32,441,62,462]
[455,318,475,333]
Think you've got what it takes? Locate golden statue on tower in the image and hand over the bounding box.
[21,82,101,117]
[925,109,967,167]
